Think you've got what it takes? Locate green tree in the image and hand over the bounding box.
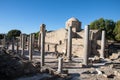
[7,29,21,40]
[0,34,4,39]
[35,31,39,39]
[90,18,105,29]
[105,19,115,39]
[113,20,120,41]
[90,18,115,40]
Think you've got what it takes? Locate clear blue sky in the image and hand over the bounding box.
[0,0,120,34]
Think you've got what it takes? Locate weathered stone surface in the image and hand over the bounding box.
[83,25,89,65]
[0,50,23,79]
[107,74,115,78]
[114,71,120,77]
[40,24,46,67]
[100,30,105,58]
[44,18,103,58]
[0,48,38,80]
[29,34,33,60]
[110,53,119,59]
[22,61,37,74]
[67,26,72,61]
[57,57,63,73]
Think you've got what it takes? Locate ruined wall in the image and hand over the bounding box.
[45,28,67,44]
[44,28,102,57]
[44,29,85,57]
[90,30,102,56]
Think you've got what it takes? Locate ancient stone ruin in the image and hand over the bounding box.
[0,17,120,80]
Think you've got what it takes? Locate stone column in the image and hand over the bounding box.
[32,33,35,54]
[57,57,63,73]
[29,34,33,60]
[6,41,9,49]
[89,31,92,57]
[47,44,49,51]
[21,34,25,56]
[16,39,19,54]
[2,34,6,47]
[24,35,27,49]
[20,34,22,48]
[67,26,72,61]
[40,24,46,67]
[100,30,105,58]
[65,39,68,56]
[83,25,89,65]
[12,37,15,52]
[38,32,41,51]
[55,44,57,52]
[27,37,29,51]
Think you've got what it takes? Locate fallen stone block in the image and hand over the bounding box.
[114,71,120,77]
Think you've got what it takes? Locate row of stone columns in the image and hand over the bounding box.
[2,35,20,53]
[38,24,64,72]
[18,33,35,60]
[2,34,20,53]
[18,24,105,71]
[0,24,106,73]
[83,25,106,65]
[19,33,35,60]
[65,25,106,66]
[1,25,106,69]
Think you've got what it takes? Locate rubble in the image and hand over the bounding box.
[110,53,120,59]
[114,71,120,77]
[0,49,38,80]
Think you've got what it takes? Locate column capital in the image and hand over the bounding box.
[40,24,46,32]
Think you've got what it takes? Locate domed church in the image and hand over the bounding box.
[45,17,102,57]
[66,17,81,32]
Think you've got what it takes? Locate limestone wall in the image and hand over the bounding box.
[45,37,84,57]
[45,28,67,44]
[44,28,103,58]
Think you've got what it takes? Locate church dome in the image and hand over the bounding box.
[67,17,79,22]
[66,17,81,32]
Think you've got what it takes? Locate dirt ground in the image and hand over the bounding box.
[1,45,120,80]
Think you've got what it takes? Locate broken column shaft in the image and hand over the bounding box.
[2,34,6,47]
[27,37,29,51]
[21,34,25,56]
[20,34,22,48]
[55,44,57,52]
[32,33,35,54]
[40,24,46,67]
[38,32,41,51]
[11,37,14,52]
[29,34,33,60]
[67,26,72,61]
[83,25,89,65]
[57,57,63,73]
[100,30,105,58]
[16,39,19,54]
